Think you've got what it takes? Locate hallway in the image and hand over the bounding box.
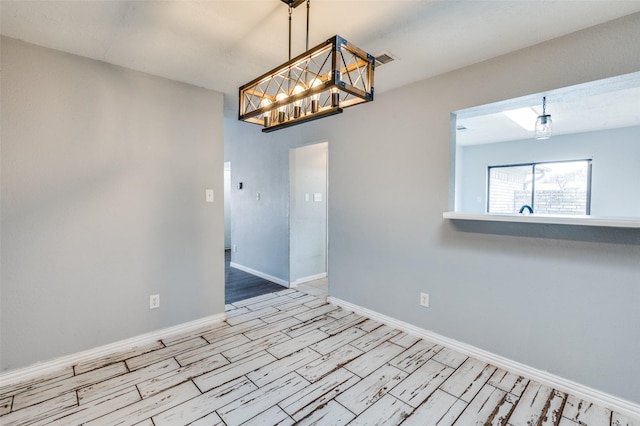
[225,249,286,304]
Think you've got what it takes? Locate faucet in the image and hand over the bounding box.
[519,204,533,214]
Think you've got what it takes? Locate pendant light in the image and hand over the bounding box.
[239,0,375,133]
[535,96,552,140]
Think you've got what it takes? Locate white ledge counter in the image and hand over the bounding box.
[443,212,640,229]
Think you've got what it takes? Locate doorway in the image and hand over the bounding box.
[289,142,328,287]
[224,161,284,304]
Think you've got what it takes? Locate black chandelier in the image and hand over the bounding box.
[238,0,375,133]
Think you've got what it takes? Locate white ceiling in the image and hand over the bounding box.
[2,0,640,119]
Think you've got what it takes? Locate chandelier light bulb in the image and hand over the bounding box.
[276,92,288,123]
[330,72,343,107]
[292,84,305,118]
[259,98,272,127]
[310,78,322,113]
[331,87,340,107]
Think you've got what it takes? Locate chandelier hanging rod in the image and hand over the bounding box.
[288,3,292,60]
[283,0,309,59]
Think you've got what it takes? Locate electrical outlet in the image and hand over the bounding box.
[420,292,430,308]
[233,245,237,253]
[150,294,160,309]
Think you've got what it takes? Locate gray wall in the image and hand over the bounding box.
[226,13,640,403]
[459,126,640,216]
[1,37,225,371]
[290,142,328,283]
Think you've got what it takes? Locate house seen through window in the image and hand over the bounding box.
[487,160,592,215]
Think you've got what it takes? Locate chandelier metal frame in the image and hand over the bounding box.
[238,1,375,132]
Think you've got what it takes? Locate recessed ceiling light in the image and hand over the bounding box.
[503,107,538,131]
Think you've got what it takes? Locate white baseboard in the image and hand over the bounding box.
[327,296,640,420]
[290,272,328,287]
[0,312,226,387]
[230,262,289,287]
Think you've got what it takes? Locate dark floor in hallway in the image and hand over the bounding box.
[225,249,286,304]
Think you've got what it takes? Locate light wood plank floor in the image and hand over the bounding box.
[0,289,637,425]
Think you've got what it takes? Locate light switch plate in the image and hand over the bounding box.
[205,189,214,203]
